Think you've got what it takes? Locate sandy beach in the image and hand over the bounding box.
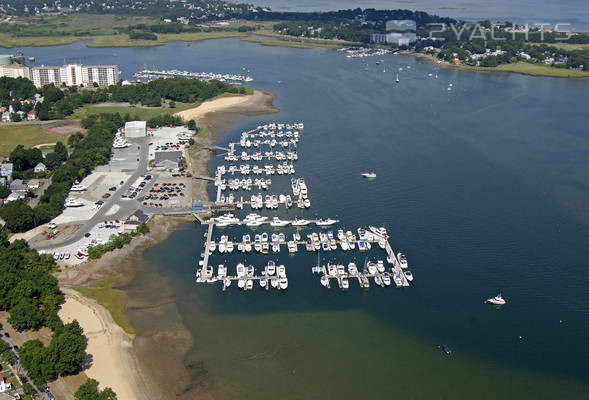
[174,90,278,124]
[50,89,279,400]
[58,289,144,400]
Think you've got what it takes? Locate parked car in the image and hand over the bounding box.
[102,193,111,199]
[109,186,117,191]
[84,232,91,238]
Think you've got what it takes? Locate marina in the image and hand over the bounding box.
[132,68,253,83]
[196,121,414,292]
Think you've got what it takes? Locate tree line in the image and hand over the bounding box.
[0,113,122,232]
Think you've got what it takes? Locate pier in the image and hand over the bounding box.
[195,120,414,293]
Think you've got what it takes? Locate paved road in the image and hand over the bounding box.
[35,138,150,251]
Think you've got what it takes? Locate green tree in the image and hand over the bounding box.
[49,321,87,376]
[54,141,68,162]
[187,119,196,131]
[10,112,22,122]
[0,200,35,231]
[75,379,117,400]
[0,186,9,198]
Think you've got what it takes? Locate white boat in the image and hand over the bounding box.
[277,265,286,278]
[291,217,310,226]
[238,279,246,289]
[361,172,376,179]
[246,280,254,290]
[382,272,391,286]
[224,278,231,288]
[304,199,311,208]
[341,277,349,289]
[260,277,267,288]
[398,252,408,269]
[315,218,338,226]
[267,260,276,275]
[236,263,246,277]
[270,217,290,227]
[404,270,413,283]
[348,262,358,275]
[65,199,84,207]
[244,234,252,252]
[287,241,297,253]
[279,277,289,290]
[374,275,383,286]
[376,260,385,273]
[367,261,377,274]
[486,293,506,305]
[320,275,329,287]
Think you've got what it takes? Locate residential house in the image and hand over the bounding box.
[28,179,40,189]
[9,179,28,194]
[0,163,11,177]
[1,112,10,122]
[0,374,12,392]
[34,162,47,173]
[124,209,150,231]
[27,110,36,120]
[4,192,23,202]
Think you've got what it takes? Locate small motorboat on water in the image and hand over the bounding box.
[440,344,452,355]
[486,293,506,305]
[361,172,376,179]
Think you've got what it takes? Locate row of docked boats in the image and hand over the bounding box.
[216,163,295,176]
[210,213,337,227]
[224,150,298,162]
[132,69,253,83]
[314,260,412,289]
[239,137,298,149]
[196,260,288,291]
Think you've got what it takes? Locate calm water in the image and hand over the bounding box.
[24,40,589,398]
[255,0,589,31]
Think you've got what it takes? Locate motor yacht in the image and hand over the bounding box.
[270,217,290,227]
[267,260,276,275]
[374,275,383,286]
[316,218,338,226]
[288,241,297,253]
[279,277,289,290]
[361,172,376,179]
[65,199,84,207]
[404,270,413,283]
[382,272,392,286]
[320,275,329,287]
[486,293,506,305]
[291,217,310,226]
[341,277,349,290]
[376,260,385,273]
[348,262,358,275]
[398,252,408,269]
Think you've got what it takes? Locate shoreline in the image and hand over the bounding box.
[409,51,589,78]
[55,89,279,400]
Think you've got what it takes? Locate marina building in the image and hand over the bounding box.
[124,121,147,138]
[0,63,118,88]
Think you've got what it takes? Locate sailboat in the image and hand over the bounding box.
[395,73,400,83]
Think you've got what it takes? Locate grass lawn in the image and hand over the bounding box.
[460,62,589,77]
[70,102,198,121]
[74,276,135,335]
[241,37,340,49]
[0,125,70,157]
[531,42,589,51]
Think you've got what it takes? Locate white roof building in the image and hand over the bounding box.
[125,121,147,138]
